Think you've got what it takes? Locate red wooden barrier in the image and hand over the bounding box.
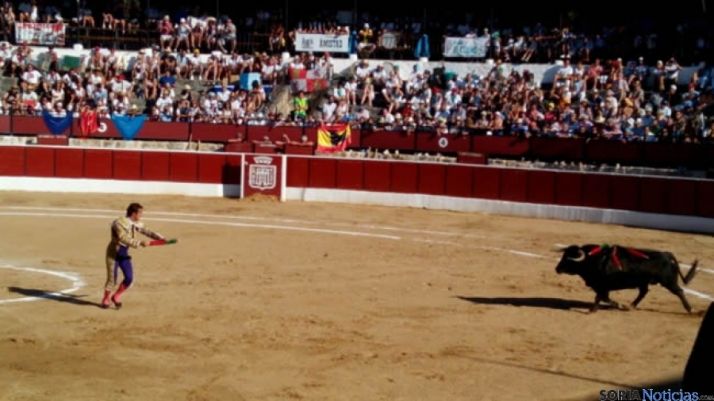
[609,175,640,211]
[457,152,487,165]
[363,161,391,192]
[254,144,280,154]
[473,167,500,199]
[13,116,56,136]
[246,125,305,143]
[308,158,337,188]
[472,136,529,157]
[25,147,54,176]
[54,148,83,178]
[529,138,584,160]
[581,174,611,208]
[697,181,714,218]
[417,163,446,195]
[0,144,711,221]
[553,173,583,206]
[83,149,113,178]
[138,121,189,141]
[169,153,198,182]
[667,180,697,216]
[415,132,471,153]
[112,151,142,180]
[445,165,474,198]
[287,157,310,187]
[223,155,243,185]
[526,170,556,204]
[197,154,227,184]
[0,146,25,175]
[643,143,697,166]
[639,177,668,214]
[360,130,416,151]
[0,115,11,133]
[141,152,170,181]
[500,169,528,202]
[585,141,642,164]
[390,162,418,193]
[284,144,314,155]
[37,135,69,145]
[336,160,363,190]
[224,141,253,153]
[191,123,240,142]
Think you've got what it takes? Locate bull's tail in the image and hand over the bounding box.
[680,260,698,285]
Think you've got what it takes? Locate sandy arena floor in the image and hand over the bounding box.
[0,192,712,401]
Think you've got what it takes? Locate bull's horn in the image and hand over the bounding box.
[567,249,586,262]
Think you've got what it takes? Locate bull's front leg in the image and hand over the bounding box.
[590,293,603,313]
[631,285,649,309]
[605,296,629,311]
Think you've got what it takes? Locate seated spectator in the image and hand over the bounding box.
[78,6,95,27]
[175,18,191,51]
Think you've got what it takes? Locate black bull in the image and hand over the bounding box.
[555,245,699,313]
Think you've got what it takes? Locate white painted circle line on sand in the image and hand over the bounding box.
[0,265,85,304]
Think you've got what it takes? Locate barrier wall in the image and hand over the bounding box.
[6,146,246,183]
[0,144,713,232]
[284,156,714,220]
[2,116,713,168]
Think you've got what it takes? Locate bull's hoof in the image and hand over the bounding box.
[618,304,631,311]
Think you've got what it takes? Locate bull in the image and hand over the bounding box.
[555,244,698,313]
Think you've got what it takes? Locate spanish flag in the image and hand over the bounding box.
[316,123,351,154]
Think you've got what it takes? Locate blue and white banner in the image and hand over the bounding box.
[295,33,350,53]
[42,110,72,135]
[443,37,488,58]
[111,114,146,140]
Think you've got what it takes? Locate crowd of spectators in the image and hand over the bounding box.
[0,43,286,124]
[307,57,714,143]
[0,0,711,64]
[1,37,713,144]
[0,1,711,144]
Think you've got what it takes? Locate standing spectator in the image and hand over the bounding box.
[321,96,337,122]
[665,57,681,88]
[345,76,357,106]
[269,25,286,52]
[292,90,308,121]
[0,2,15,42]
[358,23,376,57]
[159,15,174,51]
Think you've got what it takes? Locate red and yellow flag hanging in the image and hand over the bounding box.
[316,123,351,153]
